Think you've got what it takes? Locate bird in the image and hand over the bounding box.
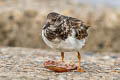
[42,12,89,72]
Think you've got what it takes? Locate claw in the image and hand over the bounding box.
[77,68,85,72]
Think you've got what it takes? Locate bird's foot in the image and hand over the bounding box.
[77,68,85,72]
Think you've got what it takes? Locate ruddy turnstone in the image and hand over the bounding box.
[42,12,89,72]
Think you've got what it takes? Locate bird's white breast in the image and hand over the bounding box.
[42,29,85,52]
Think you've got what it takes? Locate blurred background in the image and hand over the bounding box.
[0,0,120,52]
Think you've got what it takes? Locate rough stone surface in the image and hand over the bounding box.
[0,47,120,80]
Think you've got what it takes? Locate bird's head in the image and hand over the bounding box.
[46,12,60,25]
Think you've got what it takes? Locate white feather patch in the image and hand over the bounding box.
[42,28,85,52]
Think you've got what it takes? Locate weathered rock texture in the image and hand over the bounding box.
[0,0,120,52]
[0,47,120,80]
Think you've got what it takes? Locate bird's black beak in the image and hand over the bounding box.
[43,22,50,29]
[85,26,89,30]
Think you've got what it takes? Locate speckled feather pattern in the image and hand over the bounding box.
[42,12,89,51]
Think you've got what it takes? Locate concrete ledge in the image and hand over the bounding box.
[0,47,120,80]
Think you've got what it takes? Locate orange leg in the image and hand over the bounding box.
[61,52,64,62]
[77,52,84,72]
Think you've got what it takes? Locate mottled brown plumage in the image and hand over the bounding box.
[43,12,89,41]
